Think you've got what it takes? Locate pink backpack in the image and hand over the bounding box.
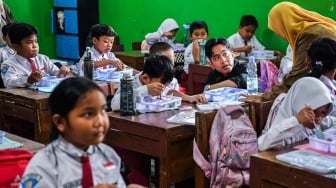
[193,105,258,188]
[258,60,279,93]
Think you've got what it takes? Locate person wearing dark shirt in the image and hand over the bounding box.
[203,37,247,91]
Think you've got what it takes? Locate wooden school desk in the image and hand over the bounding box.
[250,146,336,188]
[105,106,195,188]
[5,131,45,153]
[114,50,145,71]
[0,82,111,144]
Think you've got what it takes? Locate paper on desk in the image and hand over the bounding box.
[166,110,197,125]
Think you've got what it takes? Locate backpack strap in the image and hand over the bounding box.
[193,139,212,178]
[222,105,245,119]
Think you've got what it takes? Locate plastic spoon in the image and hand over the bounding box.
[314,123,325,140]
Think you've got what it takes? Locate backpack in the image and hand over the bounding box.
[193,105,258,188]
[0,149,33,188]
[258,60,279,93]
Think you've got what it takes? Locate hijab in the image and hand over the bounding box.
[157,18,179,34]
[274,77,332,124]
[268,2,336,61]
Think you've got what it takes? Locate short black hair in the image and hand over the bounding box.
[2,22,15,36]
[189,21,208,35]
[149,42,173,56]
[205,38,232,59]
[240,15,258,28]
[90,24,116,39]
[8,22,38,45]
[142,55,174,84]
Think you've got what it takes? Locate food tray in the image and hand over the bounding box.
[309,133,336,153]
[204,87,247,102]
[94,68,133,81]
[136,95,182,112]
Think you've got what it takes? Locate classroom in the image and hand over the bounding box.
[1,0,336,187]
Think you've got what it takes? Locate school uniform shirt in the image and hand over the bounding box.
[141,18,179,50]
[20,135,126,188]
[1,54,60,88]
[258,77,333,151]
[183,43,210,74]
[0,45,15,63]
[227,32,265,57]
[111,71,179,111]
[278,45,293,83]
[78,46,121,76]
[205,60,247,89]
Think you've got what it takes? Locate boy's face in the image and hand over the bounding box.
[93,35,114,54]
[238,25,256,41]
[140,73,169,86]
[54,90,109,150]
[209,44,234,76]
[189,28,208,41]
[13,34,39,58]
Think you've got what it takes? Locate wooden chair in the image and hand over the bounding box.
[132,41,142,50]
[188,64,212,95]
[194,100,274,188]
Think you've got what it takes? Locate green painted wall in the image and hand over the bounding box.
[4,0,336,58]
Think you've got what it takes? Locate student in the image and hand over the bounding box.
[278,45,293,83]
[20,77,144,187]
[149,42,207,103]
[251,2,336,102]
[258,77,333,151]
[141,18,179,51]
[79,24,125,76]
[227,15,265,57]
[307,38,336,117]
[111,55,174,111]
[203,38,247,91]
[0,22,16,64]
[0,22,72,88]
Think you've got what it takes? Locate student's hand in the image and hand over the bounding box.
[242,45,253,53]
[110,60,125,71]
[192,40,200,62]
[187,94,208,104]
[163,31,174,39]
[242,94,262,103]
[147,82,165,96]
[296,106,315,129]
[28,71,43,84]
[58,65,75,77]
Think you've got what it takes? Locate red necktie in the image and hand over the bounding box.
[244,41,248,57]
[81,156,93,188]
[28,58,37,72]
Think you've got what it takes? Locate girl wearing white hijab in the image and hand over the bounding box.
[258,77,333,151]
[141,18,179,50]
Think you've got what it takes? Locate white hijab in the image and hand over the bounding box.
[157,18,179,34]
[274,77,332,124]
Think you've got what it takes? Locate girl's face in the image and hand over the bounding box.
[56,89,109,150]
[93,35,114,54]
[189,28,208,42]
[14,34,39,58]
[209,44,234,76]
[314,104,330,124]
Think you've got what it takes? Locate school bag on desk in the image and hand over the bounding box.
[193,105,258,188]
[0,149,33,188]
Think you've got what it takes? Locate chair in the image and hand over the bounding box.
[132,41,142,51]
[188,64,212,95]
[194,100,274,188]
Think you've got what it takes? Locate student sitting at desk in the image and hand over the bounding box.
[227,15,265,57]
[21,77,143,188]
[79,24,126,76]
[258,77,333,151]
[141,18,179,51]
[0,22,72,88]
[0,23,16,64]
[150,42,207,104]
[203,38,247,91]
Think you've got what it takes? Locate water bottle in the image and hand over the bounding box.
[183,23,190,47]
[120,73,136,116]
[198,39,206,65]
[246,56,258,95]
[83,47,94,80]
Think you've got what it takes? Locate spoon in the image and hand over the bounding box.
[314,122,325,140]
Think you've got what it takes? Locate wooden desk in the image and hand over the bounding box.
[114,50,145,71]
[0,82,111,144]
[105,107,195,188]
[188,64,212,95]
[250,147,336,188]
[5,131,45,153]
